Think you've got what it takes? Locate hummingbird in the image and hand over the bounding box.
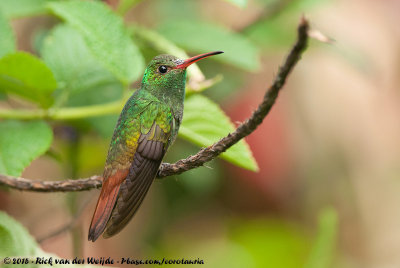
[88,51,223,242]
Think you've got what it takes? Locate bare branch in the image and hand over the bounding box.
[0,18,309,193]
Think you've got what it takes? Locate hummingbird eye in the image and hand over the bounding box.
[158,65,168,74]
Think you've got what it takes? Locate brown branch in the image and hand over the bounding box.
[0,18,309,192]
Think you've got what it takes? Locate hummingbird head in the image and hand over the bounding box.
[141,51,223,92]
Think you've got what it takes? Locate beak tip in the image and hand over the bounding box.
[176,51,224,69]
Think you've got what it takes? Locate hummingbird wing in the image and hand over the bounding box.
[102,120,171,238]
[88,97,173,242]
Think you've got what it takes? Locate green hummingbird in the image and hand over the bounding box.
[88,51,223,242]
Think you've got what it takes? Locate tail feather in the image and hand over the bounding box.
[88,170,128,242]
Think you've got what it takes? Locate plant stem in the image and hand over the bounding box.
[0,78,223,121]
[0,99,124,120]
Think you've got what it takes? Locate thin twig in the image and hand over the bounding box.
[0,18,309,192]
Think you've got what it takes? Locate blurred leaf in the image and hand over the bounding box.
[177,238,255,268]
[0,11,15,58]
[41,24,120,95]
[180,94,258,171]
[246,0,331,48]
[0,92,6,100]
[48,1,144,84]
[66,84,122,139]
[33,28,50,55]
[230,219,311,268]
[117,0,142,14]
[154,0,199,21]
[0,211,36,258]
[245,14,297,48]
[286,0,332,11]
[0,0,54,19]
[158,20,260,71]
[40,24,123,138]
[305,208,338,268]
[0,120,52,177]
[0,211,112,267]
[0,52,57,107]
[223,0,247,8]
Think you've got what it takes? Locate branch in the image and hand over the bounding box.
[0,18,309,192]
[158,17,309,177]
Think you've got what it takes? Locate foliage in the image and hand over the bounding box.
[0,120,53,176]
[181,94,258,171]
[0,11,15,58]
[158,20,260,71]
[305,208,338,268]
[0,0,336,266]
[0,0,266,176]
[0,52,57,107]
[0,211,110,267]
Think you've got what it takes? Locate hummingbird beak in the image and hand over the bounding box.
[175,51,224,69]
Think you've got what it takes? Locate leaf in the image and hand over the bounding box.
[48,1,144,84]
[117,0,142,14]
[245,14,297,48]
[180,94,258,171]
[66,83,122,139]
[246,0,331,48]
[286,0,332,11]
[41,24,120,94]
[0,11,15,58]
[158,20,260,71]
[305,208,338,268]
[223,0,247,8]
[0,52,57,107]
[41,24,123,138]
[0,211,112,267]
[230,219,311,268]
[0,211,36,259]
[0,120,53,177]
[0,0,54,19]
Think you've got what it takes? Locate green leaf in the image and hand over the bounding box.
[305,208,338,268]
[0,11,15,58]
[0,211,112,267]
[0,211,36,259]
[223,0,247,8]
[41,24,123,138]
[0,120,53,177]
[41,24,120,94]
[246,0,331,48]
[245,14,297,48]
[48,1,144,84]
[117,0,143,14]
[230,219,311,268]
[66,83,122,139]
[0,0,54,19]
[180,94,258,171]
[158,20,260,71]
[0,52,57,107]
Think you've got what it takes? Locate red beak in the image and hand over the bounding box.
[175,51,224,69]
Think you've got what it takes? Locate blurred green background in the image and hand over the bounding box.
[1,0,399,267]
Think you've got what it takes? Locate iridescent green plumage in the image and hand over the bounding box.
[88,52,223,242]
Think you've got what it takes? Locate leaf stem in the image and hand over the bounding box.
[0,100,124,120]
